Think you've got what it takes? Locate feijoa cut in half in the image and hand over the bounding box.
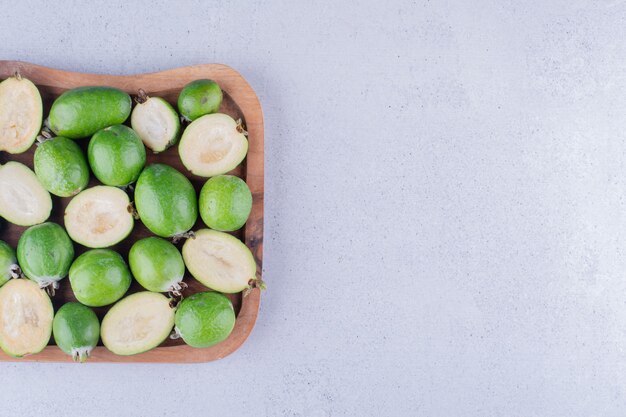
[34,136,89,197]
[174,291,235,348]
[69,249,131,307]
[199,175,252,231]
[0,279,53,357]
[88,125,146,186]
[53,302,100,362]
[48,86,131,139]
[0,75,42,154]
[182,229,256,293]
[0,240,19,288]
[0,161,52,226]
[177,79,223,121]
[17,222,74,288]
[101,292,175,356]
[179,113,248,177]
[131,92,181,152]
[128,237,185,292]
[64,186,134,248]
[134,164,197,237]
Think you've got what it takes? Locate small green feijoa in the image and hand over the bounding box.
[34,136,89,197]
[129,237,185,292]
[0,240,18,288]
[199,175,252,231]
[69,249,131,307]
[52,302,100,362]
[88,125,146,186]
[177,79,223,121]
[174,291,235,348]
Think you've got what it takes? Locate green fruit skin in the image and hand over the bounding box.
[0,241,16,287]
[52,302,100,362]
[199,175,252,231]
[17,222,74,285]
[135,164,198,237]
[175,291,235,348]
[34,137,90,197]
[69,249,131,307]
[177,79,223,121]
[88,125,146,186]
[128,237,185,292]
[48,86,132,139]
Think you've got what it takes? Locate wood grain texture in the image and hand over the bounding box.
[0,61,264,363]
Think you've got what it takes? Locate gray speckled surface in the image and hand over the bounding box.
[2,0,626,415]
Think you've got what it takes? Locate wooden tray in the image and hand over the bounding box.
[0,61,264,363]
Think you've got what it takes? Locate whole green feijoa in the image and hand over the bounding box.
[174,291,235,348]
[17,222,74,287]
[128,237,185,292]
[134,164,198,237]
[53,302,100,362]
[34,136,89,197]
[69,249,131,307]
[0,240,18,287]
[48,86,132,139]
[199,175,252,231]
[177,79,223,121]
[88,125,146,186]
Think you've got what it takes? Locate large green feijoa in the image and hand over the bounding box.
[174,291,235,348]
[134,164,197,237]
[88,125,146,186]
[64,186,134,248]
[17,222,74,287]
[199,175,252,231]
[34,136,89,197]
[178,113,248,177]
[69,249,131,307]
[52,302,100,362]
[0,279,53,357]
[101,292,175,356]
[0,75,42,154]
[0,240,18,287]
[48,86,131,139]
[182,229,256,293]
[128,237,185,292]
[131,94,180,153]
[0,161,52,226]
[177,79,222,121]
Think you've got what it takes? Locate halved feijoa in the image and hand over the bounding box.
[101,292,175,356]
[64,186,134,248]
[0,279,53,357]
[52,302,100,362]
[0,76,42,154]
[174,291,235,348]
[178,113,248,177]
[0,240,18,288]
[131,94,180,152]
[17,222,74,287]
[182,229,256,293]
[88,125,146,186]
[48,86,132,139]
[69,249,131,307]
[34,136,89,197]
[199,175,252,231]
[177,79,223,121]
[134,164,197,237]
[128,237,185,292]
[0,161,51,226]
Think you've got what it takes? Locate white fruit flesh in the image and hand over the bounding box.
[0,161,51,226]
[0,77,42,154]
[131,97,178,152]
[64,186,133,248]
[182,229,256,293]
[179,113,248,177]
[101,292,174,355]
[0,279,53,357]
